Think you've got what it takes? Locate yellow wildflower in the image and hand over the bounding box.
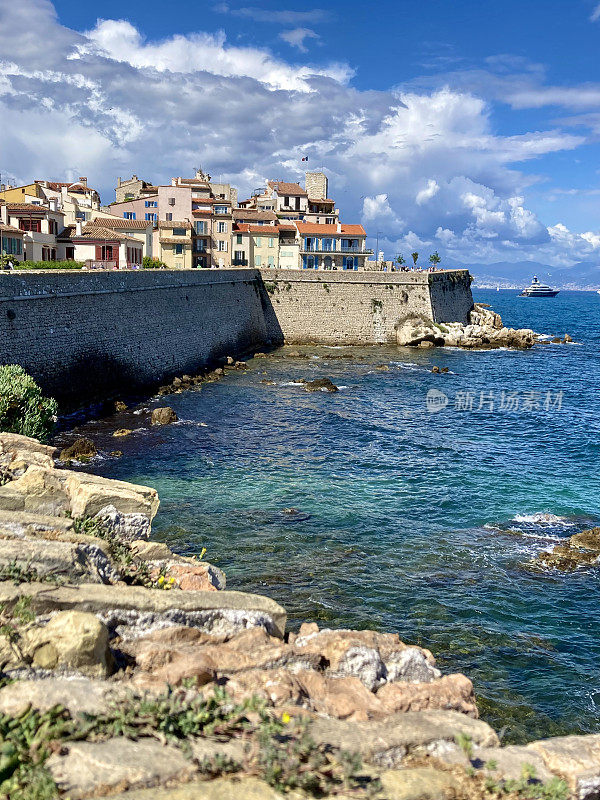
[281,712,291,725]
[157,575,165,585]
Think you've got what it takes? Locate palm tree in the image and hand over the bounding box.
[411,252,419,268]
[429,251,441,268]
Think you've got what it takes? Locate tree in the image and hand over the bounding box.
[396,254,406,267]
[0,365,57,442]
[411,252,419,267]
[429,251,441,268]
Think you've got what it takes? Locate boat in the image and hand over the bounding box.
[519,276,559,297]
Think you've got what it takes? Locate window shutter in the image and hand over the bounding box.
[95,244,102,260]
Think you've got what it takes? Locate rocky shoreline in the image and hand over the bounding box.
[0,433,598,799]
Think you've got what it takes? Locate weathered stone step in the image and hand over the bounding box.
[0,581,287,639]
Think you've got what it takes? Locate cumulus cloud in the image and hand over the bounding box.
[416,179,439,205]
[591,3,600,21]
[1,0,598,267]
[279,28,320,53]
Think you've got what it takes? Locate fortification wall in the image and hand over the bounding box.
[261,269,473,345]
[0,269,270,405]
[0,268,473,405]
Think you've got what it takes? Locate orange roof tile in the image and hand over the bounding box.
[296,222,366,236]
[267,181,307,196]
[87,217,151,230]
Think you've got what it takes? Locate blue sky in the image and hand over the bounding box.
[2,0,600,265]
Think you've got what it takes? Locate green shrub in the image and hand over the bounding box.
[0,366,57,442]
[142,256,166,269]
[12,260,84,270]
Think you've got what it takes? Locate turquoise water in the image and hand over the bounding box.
[71,290,600,743]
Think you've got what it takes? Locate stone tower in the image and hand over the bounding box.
[305,171,328,200]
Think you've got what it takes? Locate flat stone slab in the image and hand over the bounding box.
[527,734,600,798]
[380,768,460,799]
[309,710,499,768]
[0,537,117,583]
[47,737,196,799]
[0,677,131,717]
[0,582,287,639]
[108,777,303,799]
[473,744,554,784]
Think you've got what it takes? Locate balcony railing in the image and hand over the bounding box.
[232,258,248,267]
[85,260,118,270]
[301,245,373,255]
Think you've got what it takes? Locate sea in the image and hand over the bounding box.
[64,289,600,744]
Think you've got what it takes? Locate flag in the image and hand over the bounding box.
[301,156,309,162]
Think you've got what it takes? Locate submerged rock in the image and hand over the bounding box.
[59,437,97,462]
[113,428,133,437]
[151,406,178,426]
[532,527,600,571]
[304,377,339,393]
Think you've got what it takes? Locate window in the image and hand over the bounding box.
[218,240,227,251]
[343,256,358,270]
[322,238,333,252]
[173,227,186,236]
[1,236,22,255]
[166,213,173,221]
[280,250,292,259]
[268,238,274,248]
[175,244,184,255]
[214,205,228,215]
[255,237,262,247]
[326,218,335,224]
[236,234,243,244]
[302,254,316,269]
[194,220,207,234]
[124,212,136,220]
[145,200,157,208]
[19,219,41,232]
[145,213,157,221]
[284,196,290,206]
[234,250,245,264]
[48,219,58,235]
[268,256,275,267]
[255,255,262,266]
[194,239,208,252]
[217,221,227,233]
[168,198,176,206]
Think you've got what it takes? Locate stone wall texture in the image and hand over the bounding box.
[0,268,473,404]
[261,269,473,345]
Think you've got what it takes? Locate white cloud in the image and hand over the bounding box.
[591,3,600,21]
[0,0,597,267]
[416,179,439,205]
[214,5,329,25]
[279,28,320,53]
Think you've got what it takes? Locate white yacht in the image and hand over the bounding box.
[519,276,559,297]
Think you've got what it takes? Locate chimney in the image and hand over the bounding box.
[75,220,83,236]
[49,198,58,212]
[79,177,87,187]
[0,204,7,225]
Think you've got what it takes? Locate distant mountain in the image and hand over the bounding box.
[446,260,600,290]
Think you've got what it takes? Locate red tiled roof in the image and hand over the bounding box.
[157,220,193,229]
[234,224,280,234]
[267,181,307,196]
[88,217,151,230]
[7,203,61,214]
[75,226,139,243]
[233,209,277,221]
[192,210,212,216]
[296,222,366,236]
[0,222,24,235]
[277,223,298,231]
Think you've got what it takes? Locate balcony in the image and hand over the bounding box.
[300,245,373,255]
[232,258,248,267]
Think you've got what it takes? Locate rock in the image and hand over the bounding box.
[0,508,76,539]
[65,472,159,521]
[552,337,563,344]
[113,400,128,412]
[0,677,130,717]
[113,428,133,437]
[380,767,460,799]
[288,350,302,357]
[527,734,600,798]
[297,669,383,721]
[304,378,339,393]
[254,352,267,358]
[535,544,599,571]
[441,367,449,373]
[0,465,70,515]
[376,674,478,717]
[107,777,293,800]
[309,710,499,767]
[0,433,56,477]
[24,610,112,678]
[214,368,224,376]
[0,537,118,584]
[235,361,247,369]
[563,333,573,343]
[376,364,390,371]
[130,540,174,560]
[151,407,178,426]
[431,366,440,373]
[163,561,226,592]
[109,450,123,458]
[471,744,554,784]
[570,527,600,552]
[172,377,182,388]
[93,504,153,541]
[0,582,287,640]
[385,647,441,684]
[59,438,97,462]
[182,375,193,383]
[226,356,235,365]
[419,341,434,348]
[47,738,195,799]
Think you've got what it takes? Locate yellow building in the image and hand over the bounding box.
[153,221,193,269]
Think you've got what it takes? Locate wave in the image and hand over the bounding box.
[511,512,575,526]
